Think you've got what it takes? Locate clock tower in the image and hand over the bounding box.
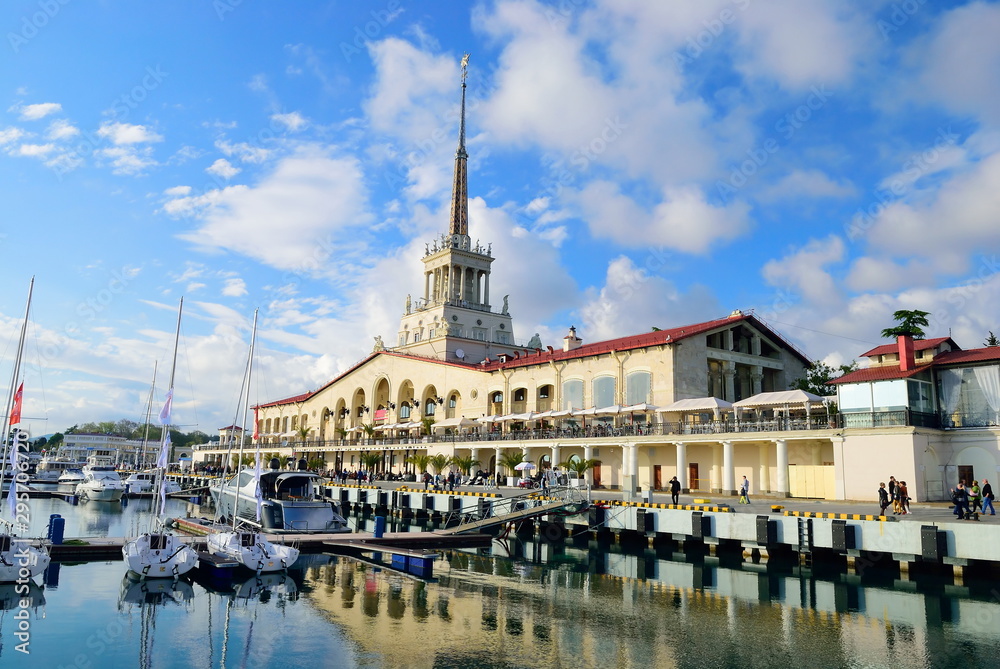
[395,54,516,363]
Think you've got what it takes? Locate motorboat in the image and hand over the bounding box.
[35,455,86,482]
[57,468,85,485]
[122,532,198,579]
[75,465,127,501]
[205,530,299,573]
[210,464,350,534]
[121,298,198,580]
[124,470,181,497]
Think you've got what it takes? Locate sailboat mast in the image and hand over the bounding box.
[231,309,258,530]
[1,277,34,510]
[155,297,183,519]
[137,361,158,469]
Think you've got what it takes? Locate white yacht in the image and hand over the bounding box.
[210,464,350,534]
[122,532,198,579]
[124,470,181,497]
[0,534,51,583]
[57,468,85,485]
[35,455,86,482]
[206,530,299,573]
[76,465,127,501]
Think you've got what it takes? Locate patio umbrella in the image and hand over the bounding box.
[513,461,536,471]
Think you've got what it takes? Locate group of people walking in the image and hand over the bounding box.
[950,478,995,519]
[878,476,910,515]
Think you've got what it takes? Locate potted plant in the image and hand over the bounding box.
[559,457,597,489]
[498,451,528,488]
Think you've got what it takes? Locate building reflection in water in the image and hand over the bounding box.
[301,538,1000,669]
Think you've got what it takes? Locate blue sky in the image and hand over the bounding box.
[1,0,999,436]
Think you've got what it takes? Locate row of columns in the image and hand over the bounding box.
[469,439,792,496]
[424,265,489,306]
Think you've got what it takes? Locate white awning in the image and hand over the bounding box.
[595,404,627,415]
[622,403,660,413]
[572,407,599,417]
[733,390,829,408]
[431,417,479,430]
[657,397,735,412]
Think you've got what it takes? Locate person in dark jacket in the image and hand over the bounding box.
[669,476,681,505]
[952,483,971,518]
[878,482,890,516]
[982,479,996,515]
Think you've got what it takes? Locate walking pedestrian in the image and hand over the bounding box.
[952,482,970,519]
[878,482,890,516]
[982,479,996,515]
[897,480,909,515]
[669,476,680,505]
[969,480,982,513]
[739,476,751,504]
[888,476,899,513]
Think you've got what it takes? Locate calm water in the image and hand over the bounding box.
[3,494,1000,668]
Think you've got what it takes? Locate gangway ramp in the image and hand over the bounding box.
[437,486,590,535]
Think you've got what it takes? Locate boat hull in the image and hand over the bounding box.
[77,482,126,501]
[209,470,350,534]
[0,537,51,583]
[206,531,299,572]
[122,533,198,578]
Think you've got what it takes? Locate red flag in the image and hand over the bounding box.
[9,383,23,425]
[252,407,259,441]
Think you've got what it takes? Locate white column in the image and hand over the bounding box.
[424,271,430,301]
[628,443,638,482]
[775,438,789,497]
[494,446,502,482]
[722,440,735,495]
[484,271,490,307]
[758,443,770,493]
[712,444,722,492]
[584,444,593,487]
[676,442,688,492]
[551,444,561,471]
[470,447,480,469]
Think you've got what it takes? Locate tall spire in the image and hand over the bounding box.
[448,53,470,237]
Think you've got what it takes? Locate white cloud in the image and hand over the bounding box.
[216,139,271,164]
[578,256,721,342]
[174,145,374,271]
[845,256,934,293]
[574,181,750,254]
[222,278,247,297]
[164,185,192,196]
[45,119,79,141]
[757,169,856,202]
[16,143,55,157]
[860,151,1000,274]
[0,127,25,145]
[97,121,163,145]
[271,111,308,132]
[99,146,157,175]
[762,235,845,308]
[18,102,62,120]
[206,158,241,179]
[911,2,1000,127]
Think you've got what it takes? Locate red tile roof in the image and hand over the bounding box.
[859,337,956,358]
[828,364,931,385]
[934,347,1000,365]
[480,312,811,371]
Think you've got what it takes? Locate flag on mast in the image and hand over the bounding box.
[6,437,20,523]
[156,389,173,469]
[253,449,263,522]
[9,383,23,425]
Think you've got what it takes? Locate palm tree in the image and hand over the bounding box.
[359,451,383,476]
[560,457,597,484]
[498,451,527,478]
[420,416,435,435]
[295,425,312,445]
[405,453,431,476]
[428,453,453,475]
[451,455,480,476]
[881,309,930,339]
[360,423,376,441]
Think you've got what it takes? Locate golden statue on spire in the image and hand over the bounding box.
[460,53,470,83]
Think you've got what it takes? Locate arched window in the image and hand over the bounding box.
[593,376,615,408]
[562,379,583,410]
[625,371,651,405]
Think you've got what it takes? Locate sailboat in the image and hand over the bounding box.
[0,278,52,583]
[206,309,300,573]
[122,297,198,579]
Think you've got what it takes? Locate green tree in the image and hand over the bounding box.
[296,425,313,447]
[560,457,598,478]
[406,453,431,475]
[420,416,435,435]
[47,432,64,449]
[790,361,858,397]
[498,451,527,477]
[306,457,326,471]
[360,423,376,440]
[428,453,453,474]
[359,451,383,474]
[881,309,930,339]
[451,455,480,476]
[985,331,1000,347]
